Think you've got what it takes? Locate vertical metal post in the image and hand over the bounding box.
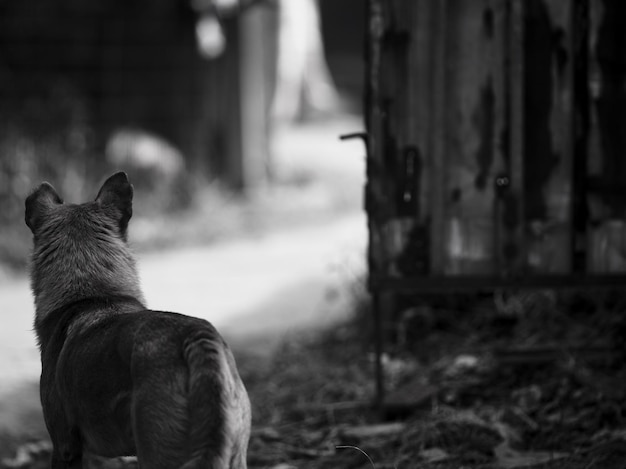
[366,0,386,414]
[507,0,526,273]
[239,4,272,194]
[571,0,590,273]
[429,0,448,275]
[372,292,385,414]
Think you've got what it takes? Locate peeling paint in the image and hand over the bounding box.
[473,77,496,190]
[524,0,560,220]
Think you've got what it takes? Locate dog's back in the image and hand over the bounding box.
[27,172,250,468]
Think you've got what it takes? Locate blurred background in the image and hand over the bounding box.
[3,1,626,468]
[0,0,366,272]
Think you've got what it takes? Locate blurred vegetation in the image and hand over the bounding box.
[0,82,93,270]
[0,151,359,277]
[0,113,363,276]
[0,0,215,271]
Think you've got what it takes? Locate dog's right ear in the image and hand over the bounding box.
[25,182,63,233]
[96,172,133,238]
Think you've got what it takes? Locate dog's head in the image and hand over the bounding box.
[26,171,133,242]
[25,172,145,320]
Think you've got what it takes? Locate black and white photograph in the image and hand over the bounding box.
[1,1,626,468]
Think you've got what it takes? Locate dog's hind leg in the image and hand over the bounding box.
[131,370,191,469]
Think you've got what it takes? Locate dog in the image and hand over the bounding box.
[25,172,251,468]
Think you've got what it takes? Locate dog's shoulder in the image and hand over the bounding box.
[36,296,144,357]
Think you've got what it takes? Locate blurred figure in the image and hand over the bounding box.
[272,0,342,122]
[105,129,189,211]
[191,0,341,121]
[195,13,227,59]
[191,0,239,59]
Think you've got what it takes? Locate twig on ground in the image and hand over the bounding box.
[336,445,376,468]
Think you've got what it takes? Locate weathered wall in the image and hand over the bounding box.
[366,0,626,286]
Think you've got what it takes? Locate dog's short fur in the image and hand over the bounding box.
[26,172,251,469]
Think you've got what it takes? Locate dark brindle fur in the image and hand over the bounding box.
[26,172,250,469]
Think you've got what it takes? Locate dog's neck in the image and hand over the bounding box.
[30,243,146,324]
[33,282,146,324]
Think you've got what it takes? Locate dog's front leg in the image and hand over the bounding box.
[47,421,83,469]
[50,452,82,469]
[47,419,83,469]
[41,386,83,468]
[46,426,82,469]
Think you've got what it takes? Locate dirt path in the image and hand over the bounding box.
[139,212,366,352]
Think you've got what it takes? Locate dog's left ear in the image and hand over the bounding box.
[25,182,63,234]
[96,172,133,236]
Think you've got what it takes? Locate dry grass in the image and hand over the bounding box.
[235,290,626,469]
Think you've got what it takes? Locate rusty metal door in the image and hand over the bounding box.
[364,0,626,405]
[365,0,626,292]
